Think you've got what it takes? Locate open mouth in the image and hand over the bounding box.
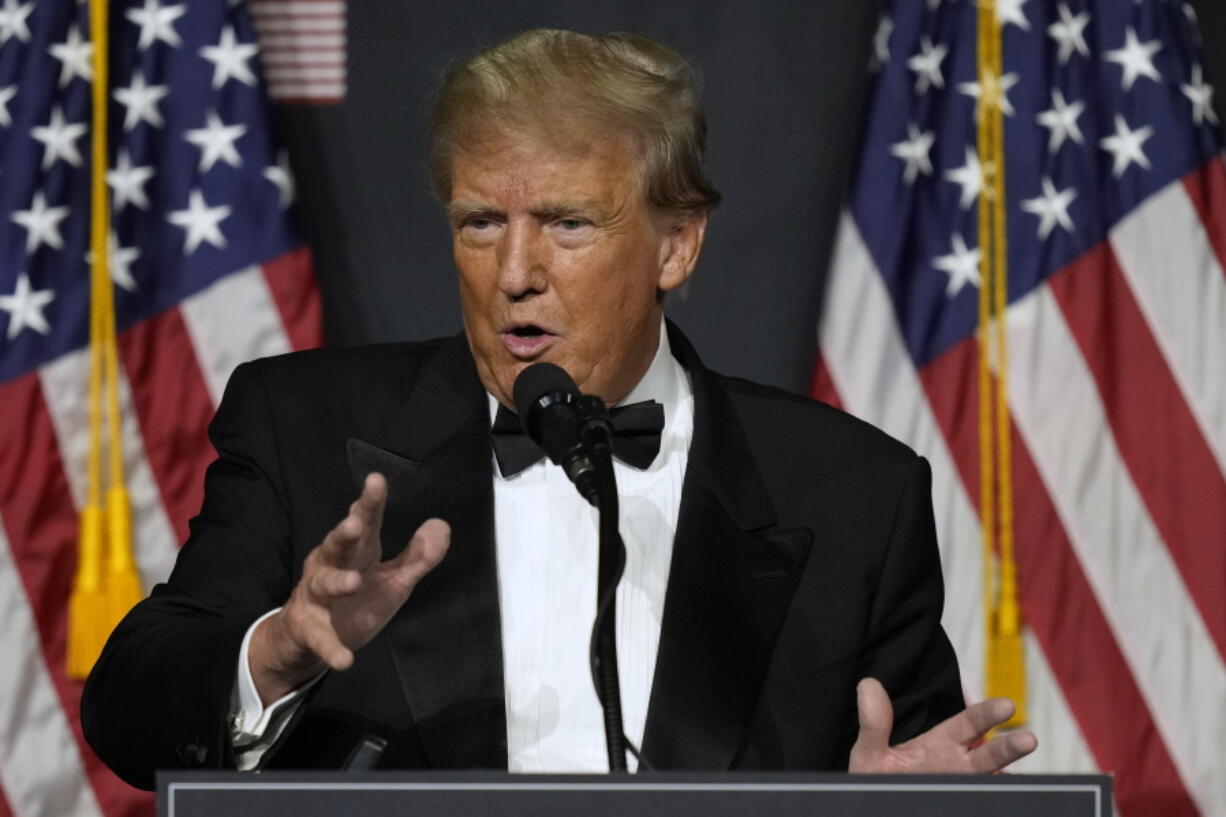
[500,323,557,358]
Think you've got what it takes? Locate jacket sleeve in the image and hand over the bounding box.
[81,360,297,790]
[857,455,966,745]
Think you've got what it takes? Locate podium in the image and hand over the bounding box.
[159,771,1112,816]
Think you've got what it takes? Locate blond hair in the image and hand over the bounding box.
[428,29,721,215]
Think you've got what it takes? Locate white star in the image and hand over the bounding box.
[125,0,187,50]
[264,151,294,208]
[86,231,140,292]
[1020,177,1077,240]
[184,110,247,172]
[944,146,990,210]
[11,191,70,253]
[1047,4,1090,64]
[0,84,15,127]
[48,27,93,87]
[933,234,981,297]
[30,106,88,170]
[871,15,893,72]
[0,273,54,340]
[106,150,155,212]
[996,0,1030,31]
[959,71,1019,119]
[1182,64,1218,126]
[907,37,948,94]
[200,25,259,89]
[0,0,33,46]
[1105,27,1162,91]
[890,123,935,185]
[1099,114,1154,177]
[1036,88,1086,154]
[113,72,169,131]
[167,190,231,254]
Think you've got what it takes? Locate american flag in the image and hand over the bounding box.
[0,1,320,815]
[249,0,346,104]
[814,1,1224,815]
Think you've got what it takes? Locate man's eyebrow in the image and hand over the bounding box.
[447,201,502,222]
[531,200,611,220]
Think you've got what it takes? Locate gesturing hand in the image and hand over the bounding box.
[849,677,1038,774]
[250,472,450,705]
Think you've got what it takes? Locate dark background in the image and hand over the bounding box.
[273,0,1226,396]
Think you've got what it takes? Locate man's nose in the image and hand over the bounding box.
[496,220,548,299]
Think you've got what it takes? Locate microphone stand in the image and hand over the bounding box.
[574,396,630,772]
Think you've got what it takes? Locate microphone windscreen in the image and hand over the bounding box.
[512,362,579,423]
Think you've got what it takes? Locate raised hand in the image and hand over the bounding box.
[249,472,450,704]
[849,677,1038,774]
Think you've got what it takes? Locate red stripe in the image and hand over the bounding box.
[0,374,154,817]
[0,783,14,817]
[1182,158,1226,279]
[807,356,844,410]
[262,247,324,350]
[1049,243,1226,660]
[117,310,216,544]
[919,336,1200,817]
[268,95,345,105]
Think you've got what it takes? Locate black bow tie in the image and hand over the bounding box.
[491,400,666,477]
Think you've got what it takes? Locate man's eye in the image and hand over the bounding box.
[464,218,494,230]
[557,218,588,230]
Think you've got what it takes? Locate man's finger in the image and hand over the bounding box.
[301,619,354,671]
[966,729,1038,773]
[352,472,388,548]
[388,518,451,591]
[307,566,361,599]
[934,697,1016,746]
[851,677,894,760]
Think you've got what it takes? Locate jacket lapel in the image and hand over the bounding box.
[641,325,813,769]
[346,334,508,769]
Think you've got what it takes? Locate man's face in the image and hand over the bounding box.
[449,131,705,408]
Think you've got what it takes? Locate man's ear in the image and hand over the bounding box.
[657,210,708,293]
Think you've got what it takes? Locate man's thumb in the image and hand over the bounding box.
[393,518,450,587]
[852,677,895,757]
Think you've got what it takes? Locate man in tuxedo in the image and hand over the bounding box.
[83,29,1036,789]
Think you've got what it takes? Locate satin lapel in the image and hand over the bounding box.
[346,334,507,769]
[641,325,813,769]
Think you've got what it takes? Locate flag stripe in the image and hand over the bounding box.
[1181,158,1226,278]
[1009,632,1099,777]
[115,312,218,547]
[258,52,344,67]
[38,351,179,595]
[264,66,346,83]
[181,265,292,406]
[1048,243,1226,661]
[252,17,343,33]
[257,33,344,49]
[250,1,344,14]
[1109,172,1226,474]
[1006,286,1226,817]
[262,248,324,352]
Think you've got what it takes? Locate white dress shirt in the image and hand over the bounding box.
[230,321,693,772]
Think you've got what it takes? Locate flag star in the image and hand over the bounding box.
[944,146,991,210]
[168,190,231,254]
[1105,26,1162,91]
[1182,64,1218,126]
[184,110,247,171]
[0,0,33,46]
[113,72,169,131]
[959,71,1019,118]
[1020,177,1077,240]
[11,191,70,253]
[871,15,893,71]
[48,27,93,87]
[1047,4,1090,64]
[907,37,948,94]
[0,272,55,340]
[0,84,15,127]
[106,150,155,212]
[125,0,187,50]
[1099,114,1154,177]
[86,231,140,292]
[890,123,935,184]
[200,25,259,89]
[933,234,981,297]
[30,106,88,169]
[1036,88,1086,154]
[264,151,295,208]
[996,0,1030,31]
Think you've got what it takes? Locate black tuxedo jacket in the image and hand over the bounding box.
[83,325,964,790]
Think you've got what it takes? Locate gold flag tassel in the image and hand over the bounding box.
[976,0,1025,727]
[68,0,142,681]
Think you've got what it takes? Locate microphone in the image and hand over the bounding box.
[512,362,611,504]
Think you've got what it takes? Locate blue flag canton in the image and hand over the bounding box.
[0,0,299,385]
[849,0,1220,369]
